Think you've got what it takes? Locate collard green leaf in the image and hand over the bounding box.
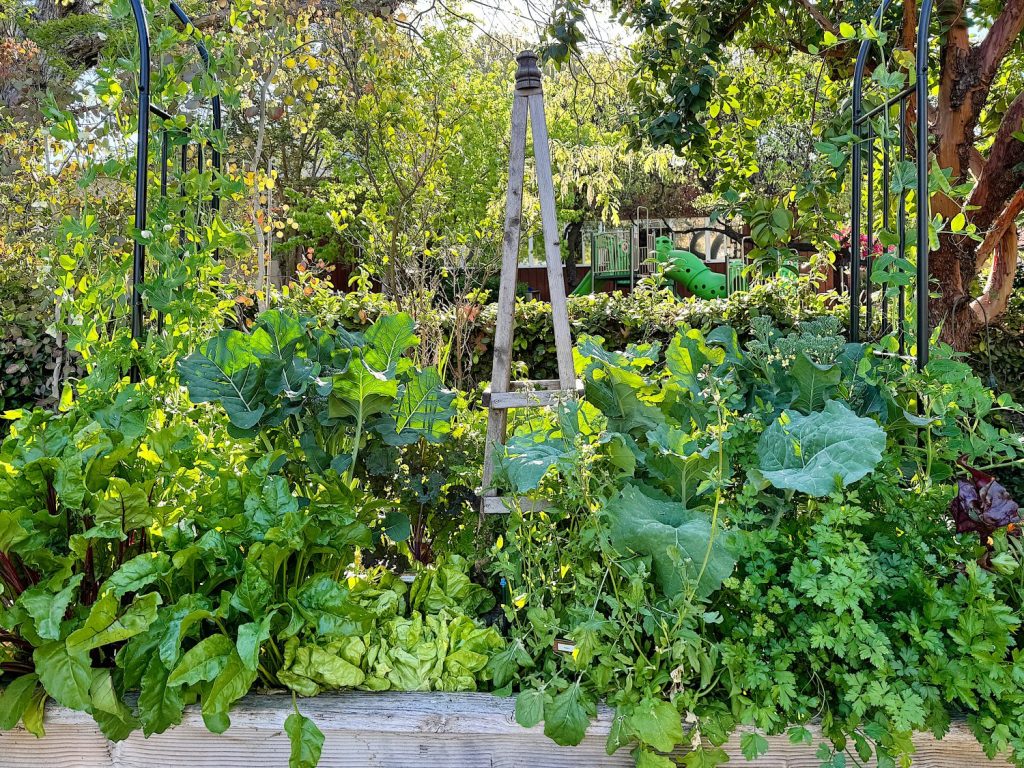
[790,353,842,413]
[329,359,399,422]
[604,485,735,600]
[286,710,325,768]
[494,434,574,493]
[393,367,455,442]
[666,329,725,396]
[177,330,266,430]
[757,401,886,496]
[363,313,417,374]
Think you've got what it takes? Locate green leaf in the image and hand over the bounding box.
[201,650,257,733]
[329,359,399,421]
[740,731,770,761]
[19,574,83,641]
[628,698,683,753]
[666,330,725,396]
[788,725,813,745]
[105,553,171,598]
[544,682,591,746]
[177,330,267,431]
[0,674,40,730]
[138,656,184,736]
[839,21,856,37]
[757,401,886,496]
[790,354,842,413]
[230,562,274,618]
[33,640,92,711]
[515,688,545,728]
[94,478,153,532]
[682,746,730,767]
[364,313,417,374]
[383,511,411,542]
[89,669,139,741]
[167,634,235,687]
[286,710,325,768]
[236,614,275,672]
[393,367,455,442]
[636,749,676,768]
[494,434,574,493]
[604,485,735,600]
[66,593,161,654]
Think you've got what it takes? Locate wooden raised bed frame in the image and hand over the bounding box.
[0,692,1011,767]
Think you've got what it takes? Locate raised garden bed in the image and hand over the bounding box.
[0,693,1010,768]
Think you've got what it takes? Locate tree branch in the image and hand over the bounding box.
[978,0,1024,88]
[968,88,1024,232]
[793,0,838,35]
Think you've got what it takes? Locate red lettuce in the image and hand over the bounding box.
[949,456,1020,547]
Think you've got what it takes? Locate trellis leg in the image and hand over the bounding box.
[480,79,529,494]
[527,88,575,390]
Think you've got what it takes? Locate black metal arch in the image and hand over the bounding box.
[848,0,934,370]
[128,0,223,343]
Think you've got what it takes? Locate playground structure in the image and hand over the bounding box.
[573,215,749,299]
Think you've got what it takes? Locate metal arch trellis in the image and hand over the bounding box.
[848,0,935,371]
[127,0,223,343]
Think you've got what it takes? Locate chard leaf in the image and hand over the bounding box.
[167,634,235,687]
[105,552,171,598]
[19,574,83,640]
[286,710,325,768]
[757,400,886,496]
[33,640,92,711]
[89,669,139,741]
[66,592,161,654]
[0,674,40,730]
[201,650,257,733]
[138,656,184,736]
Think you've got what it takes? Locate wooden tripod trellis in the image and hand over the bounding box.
[479,51,580,515]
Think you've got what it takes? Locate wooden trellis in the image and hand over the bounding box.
[479,51,579,515]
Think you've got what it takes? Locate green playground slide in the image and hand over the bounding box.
[570,269,593,296]
[654,236,728,299]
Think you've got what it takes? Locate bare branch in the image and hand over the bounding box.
[793,0,839,35]
[978,0,1024,88]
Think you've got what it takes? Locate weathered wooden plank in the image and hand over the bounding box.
[0,693,1010,768]
[483,386,580,409]
[480,495,551,515]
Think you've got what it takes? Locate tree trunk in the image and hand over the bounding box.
[564,221,582,289]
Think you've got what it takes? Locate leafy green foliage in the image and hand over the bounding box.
[492,317,1024,766]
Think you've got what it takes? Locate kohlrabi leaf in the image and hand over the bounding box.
[604,485,735,600]
[757,400,886,496]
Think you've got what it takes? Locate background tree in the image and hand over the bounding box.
[546,0,1024,346]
